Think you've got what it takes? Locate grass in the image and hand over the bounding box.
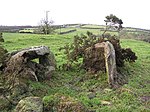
[54,24,118,36]
[2,31,150,111]
[81,24,105,28]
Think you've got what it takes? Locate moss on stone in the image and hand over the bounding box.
[43,93,88,112]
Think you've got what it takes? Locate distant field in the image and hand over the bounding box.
[2,31,150,111]
[81,24,105,28]
[54,24,150,36]
[54,25,118,36]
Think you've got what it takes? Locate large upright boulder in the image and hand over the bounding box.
[95,41,117,88]
[83,41,117,87]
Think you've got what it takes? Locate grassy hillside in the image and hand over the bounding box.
[2,32,150,111]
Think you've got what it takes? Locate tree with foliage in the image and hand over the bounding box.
[103,14,123,37]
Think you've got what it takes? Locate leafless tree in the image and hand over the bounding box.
[39,19,54,34]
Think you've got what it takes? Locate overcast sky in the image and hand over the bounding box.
[0,0,150,29]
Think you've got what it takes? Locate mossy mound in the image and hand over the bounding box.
[43,93,88,112]
[0,32,4,42]
[0,45,7,65]
[14,97,43,112]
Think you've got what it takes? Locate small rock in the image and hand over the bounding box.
[88,92,96,99]
[101,100,112,105]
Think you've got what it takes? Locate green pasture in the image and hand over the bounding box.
[55,27,118,36]
[81,24,105,28]
[2,31,150,111]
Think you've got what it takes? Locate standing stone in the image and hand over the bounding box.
[95,41,117,87]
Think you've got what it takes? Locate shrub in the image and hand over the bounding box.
[60,31,137,71]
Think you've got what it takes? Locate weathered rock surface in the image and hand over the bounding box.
[3,46,56,82]
[95,41,117,88]
[83,41,117,87]
[14,97,43,112]
[0,46,56,111]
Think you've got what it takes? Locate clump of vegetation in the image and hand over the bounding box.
[43,93,87,112]
[119,31,150,43]
[60,31,137,72]
[0,33,7,70]
[59,31,99,70]
[103,14,123,37]
[0,32,4,42]
[133,32,150,43]
[39,19,55,34]
[0,46,7,66]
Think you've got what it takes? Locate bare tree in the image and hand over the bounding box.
[39,19,54,34]
[39,11,54,34]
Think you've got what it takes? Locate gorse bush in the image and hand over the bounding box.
[59,31,101,70]
[60,31,137,71]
